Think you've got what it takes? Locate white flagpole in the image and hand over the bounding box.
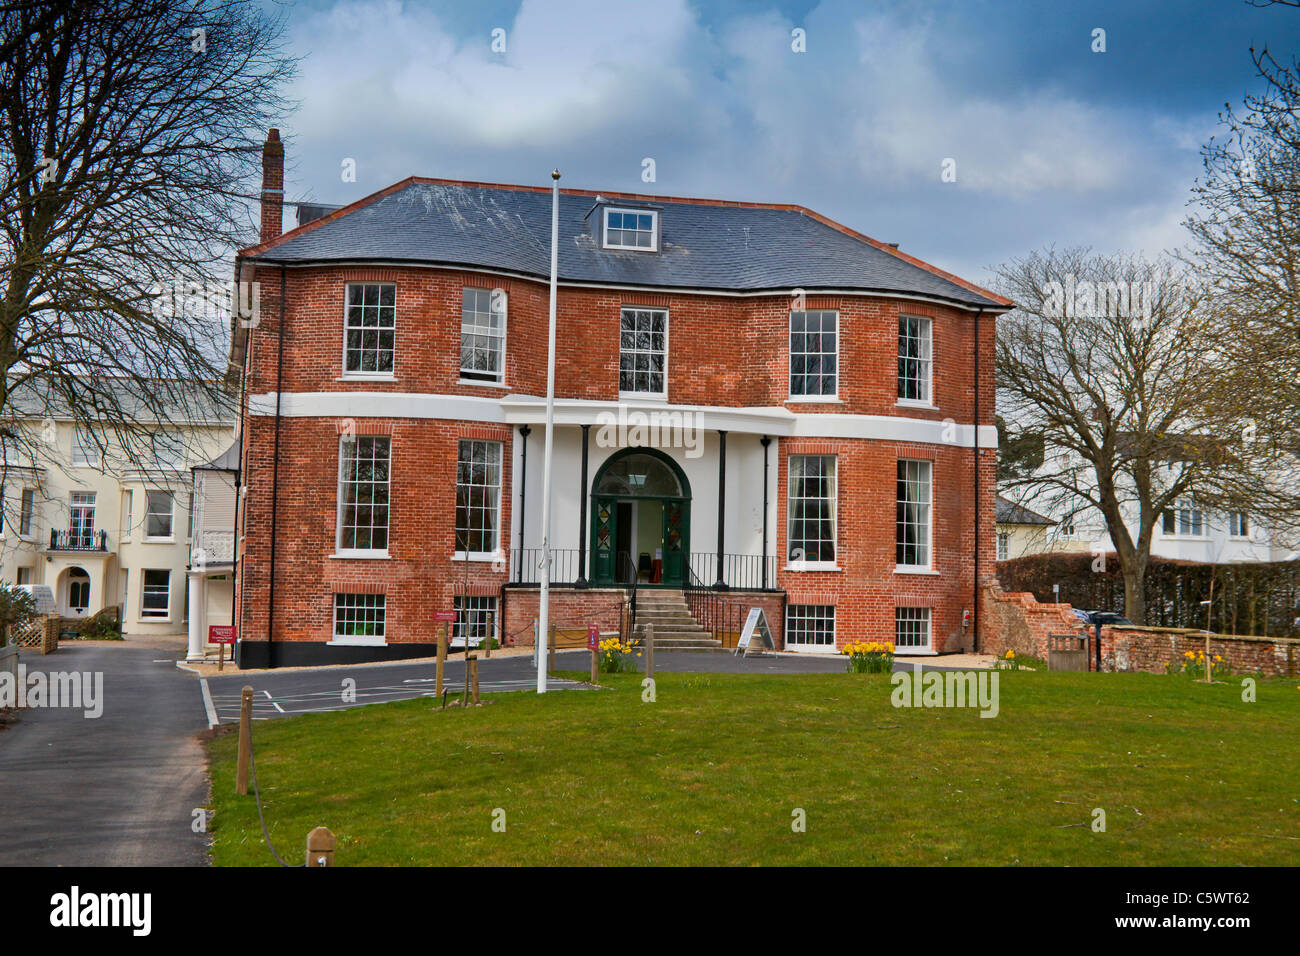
[538,168,561,694]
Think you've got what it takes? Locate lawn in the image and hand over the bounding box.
[206,669,1300,866]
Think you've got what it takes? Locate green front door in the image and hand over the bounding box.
[592,497,616,585]
[662,500,687,586]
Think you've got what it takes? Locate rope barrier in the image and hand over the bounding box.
[246,723,305,868]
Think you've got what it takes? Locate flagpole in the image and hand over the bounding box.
[538,168,561,694]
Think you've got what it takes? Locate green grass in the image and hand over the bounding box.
[207,669,1300,866]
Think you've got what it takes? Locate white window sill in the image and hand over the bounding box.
[337,373,396,382]
[140,615,172,623]
[895,567,940,575]
[142,537,175,545]
[330,550,391,560]
[786,396,843,404]
[896,400,938,411]
[619,392,668,402]
[458,378,507,389]
[784,562,840,572]
[453,552,503,563]
[328,636,387,647]
[894,648,937,656]
[1161,535,1209,542]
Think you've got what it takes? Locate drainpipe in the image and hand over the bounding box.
[714,430,727,590]
[760,435,771,589]
[516,425,530,583]
[266,266,286,668]
[973,306,985,654]
[576,423,590,587]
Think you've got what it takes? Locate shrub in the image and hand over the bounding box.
[842,640,894,674]
[0,586,37,645]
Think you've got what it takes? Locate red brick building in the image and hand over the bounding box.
[232,130,1011,667]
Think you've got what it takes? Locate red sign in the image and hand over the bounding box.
[209,625,237,645]
[587,624,600,650]
[433,611,457,623]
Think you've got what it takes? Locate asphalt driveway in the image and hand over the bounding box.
[0,637,209,866]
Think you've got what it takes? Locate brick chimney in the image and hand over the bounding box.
[259,128,284,243]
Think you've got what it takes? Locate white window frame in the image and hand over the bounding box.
[143,489,175,542]
[897,315,934,408]
[72,428,100,468]
[459,287,507,386]
[896,459,933,572]
[140,569,171,619]
[452,594,499,648]
[454,439,503,561]
[784,604,836,653]
[18,487,34,538]
[895,606,933,654]
[603,207,659,251]
[69,491,96,548]
[341,282,397,380]
[121,489,133,542]
[1161,499,1206,539]
[785,454,837,571]
[618,307,669,399]
[335,435,391,558]
[996,531,1010,561]
[1229,512,1250,538]
[331,592,387,646]
[788,310,840,401]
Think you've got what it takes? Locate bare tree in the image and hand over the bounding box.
[0,0,296,478]
[1183,9,1300,549]
[995,248,1251,623]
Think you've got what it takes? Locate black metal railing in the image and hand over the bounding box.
[48,529,108,552]
[687,552,779,591]
[509,548,583,585]
[684,564,749,648]
[617,550,638,637]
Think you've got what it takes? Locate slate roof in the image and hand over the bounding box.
[246,179,1007,309]
[995,495,1055,526]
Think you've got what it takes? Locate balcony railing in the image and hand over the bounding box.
[687,552,780,591]
[506,548,778,591]
[48,529,109,552]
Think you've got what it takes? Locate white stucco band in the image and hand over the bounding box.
[248,391,998,449]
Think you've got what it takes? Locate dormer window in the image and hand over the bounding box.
[603,207,658,250]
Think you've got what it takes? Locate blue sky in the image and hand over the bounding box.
[267,0,1300,285]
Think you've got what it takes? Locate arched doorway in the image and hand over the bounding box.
[63,566,91,616]
[590,448,691,587]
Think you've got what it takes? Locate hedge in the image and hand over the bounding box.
[996,553,1300,637]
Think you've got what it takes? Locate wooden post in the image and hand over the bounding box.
[645,622,655,679]
[485,610,494,659]
[590,645,599,684]
[436,621,448,696]
[1205,630,1213,683]
[469,654,480,705]
[306,826,336,867]
[235,686,253,795]
[549,623,557,674]
[217,640,224,672]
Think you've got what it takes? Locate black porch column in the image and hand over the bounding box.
[760,435,771,589]
[714,430,728,590]
[516,425,531,584]
[576,423,590,588]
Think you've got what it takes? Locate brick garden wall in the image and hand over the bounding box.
[1099,625,1300,678]
[981,581,1085,660]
